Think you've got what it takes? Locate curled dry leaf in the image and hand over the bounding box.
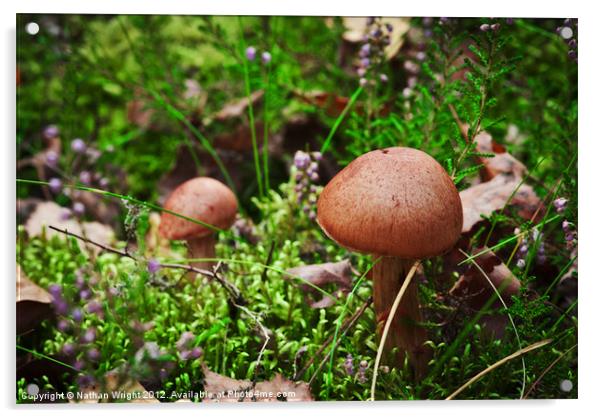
[287,259,353,308]
[24,201,115,255]
[342,17,410,59]
[460,175,541,233]
[202,364,313,402]
[475,130,527,180]
[450,248,521,338]
[17,264,53,334]
[76,369,159,403]
[213,89,264,122]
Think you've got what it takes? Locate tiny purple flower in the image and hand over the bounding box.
[480,23,491,32]
[87,348,100,361]
[176,331,195,351]
[73,359,85,371]
[71,138,86,154]
[385,23,393,33]
[360,43,371,56]
[59,208,72,221]
[43,125,60,140]
[82,327,96,344]
[360,57,370,68]
[344,353,354,376]
[45,151,59,167]
[48,284,62,298]
[357,67,367,77]
[553,197,568,212]
[62,343,75,356]
[79,289,91,300]
[293,151,311,170]
[491,23,501,31]
[261,51,271,64]
[72,201,85,217]
[359,78,368,87]
[147,258,161,275]
[311,151,323,161]
[86,300,102,314]
[79,171,92,185]
[245,46,256,61]
[562,220,571,232]
[379,73,388,82]
[72,308,84,323]
[53,299,69,316]
[189,347,203,360]
[57,319,71,333]
[99,177,110,188]
[309,172,319,182]
[506,18,514,25]
[48,178,63,194]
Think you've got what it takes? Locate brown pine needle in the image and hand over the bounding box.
[446,338,553,400]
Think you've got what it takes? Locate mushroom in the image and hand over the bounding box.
[316,147,462,376]
[159,177,238,271]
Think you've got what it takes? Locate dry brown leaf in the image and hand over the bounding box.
[342,17,410,59]
[24,201,115,254]
[77,369,159,403]
[450,247,520,308]
[475,131,527,180]
[17,264,54,334]
[460,175,541,233]
[287,260,353,308]
[214,90,264,121]
[202,365,313,402]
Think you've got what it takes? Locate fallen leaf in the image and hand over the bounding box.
[287,260,353,308]
[213,90,264,122]
[77,369,159,403]
[475,131,527,180]
[460,175,541,233]
[24,201,115,255]
[202,364,313,402]
[450,247,521,308]
[17,264,53,334]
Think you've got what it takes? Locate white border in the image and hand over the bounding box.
[3,1,600,418]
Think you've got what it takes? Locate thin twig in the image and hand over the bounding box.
[522,344,577,399]
[445,339,553,400]
[369,261,420,401]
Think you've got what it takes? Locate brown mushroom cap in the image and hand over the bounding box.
[317,147,462,259]
[159,177,238,240]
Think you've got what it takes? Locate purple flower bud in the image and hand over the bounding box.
[516,259,526,269]
[506,18,514,25]
[62,343,75,356]
[357,67,367,77]
[79,289,91,300]
[48,178,63,194]
[179,350,191,361]
[71,138,86,154]
[565,233,575,242]
[261,51,271,64]
[294,183,304,193]
[82,327,96,344]
[99,177,110,188]
[311,151,322,161]
[359,78,368,87]
[360,43,371,56]
[360,57,370,68]
[53,299,69,315]
[60,208,72,221]
[293,151,310,170]
[416,51,426,61]
[385,23,393,33]
[491,23,501,31]
[308,211,316,221]
[344,353,354,376]
[147,258,161,275]
[308,162,318,174]
[79,171,92,185]
[77,374,94,388]
[189,347,203,359]
[43,125,60,140]
[379,73,389,82]
[309,172,319,182]
[48,284,62,298]
[480,24,491,32]
[553,197,568,212]
[294,172,303,182]
[562,220,571,232]
[177,331,195,351]
[72,308,83,323]
[87,348,100,361]
[568,50,576,59]
[370,28,382,38]
[57,319,71,333]
[568,39,577,49]
[424,29,433,38]
[45,151,59,167]
[86,300,102,314]
[72,201,85,217]
[73,360,85,371]
[245,46,256,61]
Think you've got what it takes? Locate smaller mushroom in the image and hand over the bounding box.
[159,177,237,272]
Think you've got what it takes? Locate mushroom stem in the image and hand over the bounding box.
[372,256,430,378]
[187,234,216,272]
